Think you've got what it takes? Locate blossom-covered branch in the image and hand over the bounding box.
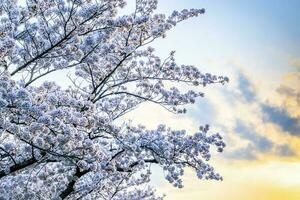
[0,0,228,199]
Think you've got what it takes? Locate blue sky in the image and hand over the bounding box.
[152,0,300,76]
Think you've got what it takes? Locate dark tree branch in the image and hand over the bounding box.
[59,167,89,199]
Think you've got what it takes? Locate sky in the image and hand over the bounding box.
[123,0,300,199]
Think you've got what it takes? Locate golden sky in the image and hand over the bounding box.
[156,161,300,200]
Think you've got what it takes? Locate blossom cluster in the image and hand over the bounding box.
[0,0,228,199]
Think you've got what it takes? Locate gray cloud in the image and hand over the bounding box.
[276,85,296,97]
[237,72,256,102]
[225,144,257,160]
[275,144,295,157]
[262,104,300,135]
[276,85,300,105]
[225,120,297,160]
[234,121,274,153]
[224,121,274,160]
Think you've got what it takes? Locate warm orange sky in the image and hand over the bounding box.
[157,161,300,200]
[123,0,300,199]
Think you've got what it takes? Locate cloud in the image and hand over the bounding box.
[187,98,216,125]
[237,72,256,102]
[275,144,295,157]
[234,121,274,153]
[276,85,297,97]
[261,104,300,135]
[224,120,296,160]
[283,72,300,82]
[276,82,300,118]
[224,121,275,160]
[225,144,257,160]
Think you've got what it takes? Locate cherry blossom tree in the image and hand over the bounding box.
[0,0,228,199]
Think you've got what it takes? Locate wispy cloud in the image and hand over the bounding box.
[262,104,300,136]
[275,144,295,157]
[237,72,256,102]
[225,144,257,160]
[209,68,299,160]
[235,121,274,153]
